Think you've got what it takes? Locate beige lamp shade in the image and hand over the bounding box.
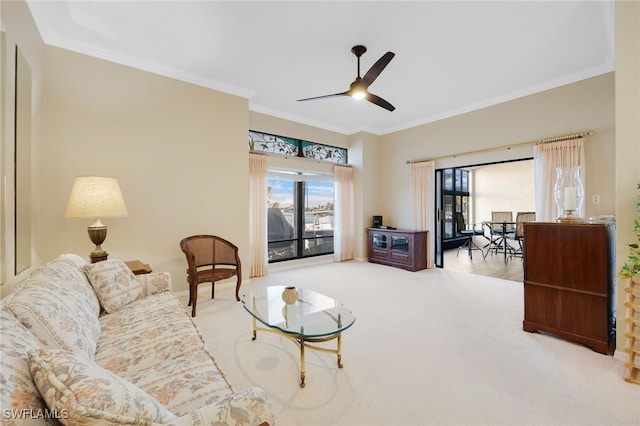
[65,176,128,219]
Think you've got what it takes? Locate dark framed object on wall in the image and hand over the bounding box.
[14,46,32,275]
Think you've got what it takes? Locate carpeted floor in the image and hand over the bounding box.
[182,261,640,426]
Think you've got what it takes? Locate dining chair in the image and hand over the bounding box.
[487,211,514,255]
[455,212,486,259]
[508,211,536,261]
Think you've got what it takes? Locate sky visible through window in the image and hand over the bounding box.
[269,179,334,209]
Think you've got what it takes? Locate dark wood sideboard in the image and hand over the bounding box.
[523,222,616,354]
[367,228,428,271]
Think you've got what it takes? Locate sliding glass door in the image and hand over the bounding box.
[435,168,471,267]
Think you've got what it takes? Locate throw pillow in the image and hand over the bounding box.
[83,259,142,313]
[28,348,177,425]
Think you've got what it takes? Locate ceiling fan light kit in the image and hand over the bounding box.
[297,45,396,111]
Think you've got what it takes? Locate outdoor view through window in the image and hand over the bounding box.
[268,178,334,262]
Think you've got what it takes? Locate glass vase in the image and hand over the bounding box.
[554,166,584,223]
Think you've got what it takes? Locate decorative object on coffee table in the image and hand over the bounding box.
[281,286,298,305]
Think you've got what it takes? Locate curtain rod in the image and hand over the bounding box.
[406,130,594,164]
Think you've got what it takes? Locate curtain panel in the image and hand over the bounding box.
[410,161,435,269]
[249,153,269,277]
[533,138,585,222]
[334,165,355,262]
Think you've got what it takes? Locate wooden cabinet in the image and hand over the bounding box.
[523,222,615,354]
[367,228,428,271]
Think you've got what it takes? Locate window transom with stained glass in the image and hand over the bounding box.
[249,130,347,164]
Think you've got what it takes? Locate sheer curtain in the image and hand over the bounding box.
[533,138,585,222]
[410,161,435,269]
[249,153,269,277]
[334,165,355,261]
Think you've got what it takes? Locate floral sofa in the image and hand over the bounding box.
[0,254,274,425]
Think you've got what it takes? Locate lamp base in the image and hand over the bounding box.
[557,210,584,224]
[87,225,109,263]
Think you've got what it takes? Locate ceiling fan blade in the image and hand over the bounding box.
[362,51,395,87]
[297,92,349,102]
[366,92,395,111]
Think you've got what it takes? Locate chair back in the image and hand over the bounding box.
[180,235,240,270]
[491,211,513,232]
[455,212,467,234]
[515,212,536,238]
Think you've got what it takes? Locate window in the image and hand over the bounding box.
[267,174,334,262]
[249,130,347,164]
[442,168,471,244]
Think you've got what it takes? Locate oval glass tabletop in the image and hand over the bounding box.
[242,285,356,338]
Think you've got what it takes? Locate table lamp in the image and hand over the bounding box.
[65,176,128,263]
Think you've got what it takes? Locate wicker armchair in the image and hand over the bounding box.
[180,235,242,317]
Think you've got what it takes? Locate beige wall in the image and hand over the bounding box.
[40,46,250,293]
[380,73,615,230]
[348,131,382,260]
[614,0,640,359]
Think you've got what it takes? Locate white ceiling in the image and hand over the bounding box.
[26,1,615,136]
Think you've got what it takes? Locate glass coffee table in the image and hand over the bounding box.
[242,285,356,388]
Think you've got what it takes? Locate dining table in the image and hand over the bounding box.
[482,220,516,264]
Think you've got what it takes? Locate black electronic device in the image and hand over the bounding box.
[373,215,383,228]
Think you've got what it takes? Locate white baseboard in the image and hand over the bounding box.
[613,348,628,363]
[267,254,334,272]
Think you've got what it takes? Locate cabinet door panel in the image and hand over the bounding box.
[524,224,608,293]
[524,284,608,340]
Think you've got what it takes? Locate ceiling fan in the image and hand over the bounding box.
[297,45,396,111]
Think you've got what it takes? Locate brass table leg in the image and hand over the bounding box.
[251,298,258,341]
[337,332,343,368]
[251,316,257,341]
[299,337,306,388]
[250,322,345,388]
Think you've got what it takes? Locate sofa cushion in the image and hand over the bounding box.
[135,271,172,297]
[169,387,275,426]
[4,257,101,359]
[95,292,205,377]
[126,349,233,416]
[28,349,178,425]
[0,311,52,426]
[83,259,142,313]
